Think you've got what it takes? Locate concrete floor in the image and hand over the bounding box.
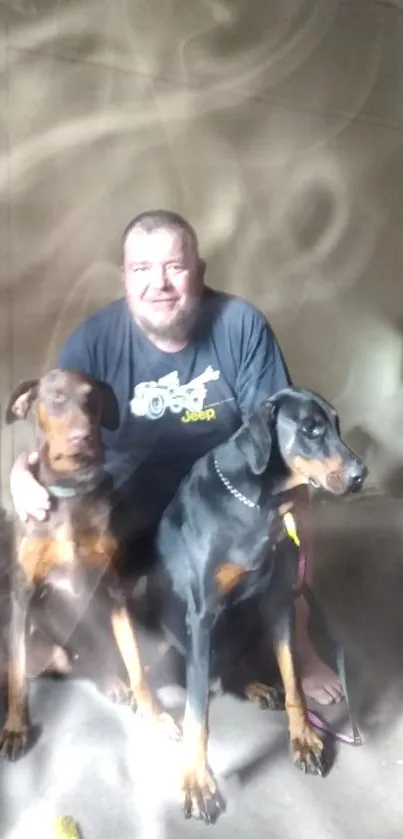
[1,492,403,838]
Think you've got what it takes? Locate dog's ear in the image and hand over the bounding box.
[236,402,276,475]
[5,380,39,424]
[95,380,120,431]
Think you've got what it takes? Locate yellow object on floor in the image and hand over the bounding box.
[52,816,81,839]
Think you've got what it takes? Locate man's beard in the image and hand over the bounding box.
[133,293,202,343]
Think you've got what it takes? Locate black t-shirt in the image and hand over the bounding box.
[57,287,290,534]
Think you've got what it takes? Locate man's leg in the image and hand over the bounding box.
[294,487,343,706]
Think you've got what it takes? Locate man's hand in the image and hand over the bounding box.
[10,452,51,522]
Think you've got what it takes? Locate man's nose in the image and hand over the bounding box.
[148,264,169,289]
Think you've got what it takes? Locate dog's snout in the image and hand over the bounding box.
[67,426,92,449]
[68,427,90,442]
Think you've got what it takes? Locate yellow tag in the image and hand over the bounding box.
[53,817,81,839]
[283,512,300,547]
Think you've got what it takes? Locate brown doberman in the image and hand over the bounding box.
[0,367,179,760]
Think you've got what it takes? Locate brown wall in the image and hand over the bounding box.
[1,0,403,506]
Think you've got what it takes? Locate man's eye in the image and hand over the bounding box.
[131,265,148,273]
[52,393,65,404]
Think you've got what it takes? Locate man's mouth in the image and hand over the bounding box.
[151,298,178,305]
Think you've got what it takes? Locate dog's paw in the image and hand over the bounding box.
[182,765,226,825]
[244,681,285,710]
[0,721,30,761]
[100,675,132,705]
[291,724,325,776]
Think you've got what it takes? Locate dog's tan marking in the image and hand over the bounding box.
[215,562,246,594]
[290,455,344,490]
[275,640,323,766]
[181,704,217,817]
[77,532,118,568]
[18,535,77,584]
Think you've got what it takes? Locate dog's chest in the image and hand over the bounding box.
[22,498,117,585]
[212,506,292,604]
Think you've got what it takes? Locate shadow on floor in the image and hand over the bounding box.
[310,491,403,738]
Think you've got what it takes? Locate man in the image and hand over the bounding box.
[10,209,342,704]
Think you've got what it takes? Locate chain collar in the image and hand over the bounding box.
[213,457,260,510]
[213,457,302,553]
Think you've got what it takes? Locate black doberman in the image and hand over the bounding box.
[150,386,367,824]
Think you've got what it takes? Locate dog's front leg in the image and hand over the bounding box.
[272,596,326,776]
[181,603,225,825]
[109,595,180,740]
[0,563,32,760]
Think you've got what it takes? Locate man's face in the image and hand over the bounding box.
[122,226,204,342]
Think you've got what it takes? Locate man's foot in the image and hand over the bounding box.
[295,593,344,706]
[299,647,344,705]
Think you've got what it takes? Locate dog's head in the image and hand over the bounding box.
[5,368,119,482]
[237,387,367,496]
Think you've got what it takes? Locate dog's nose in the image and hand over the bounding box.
[350,474,364,492]
[349,461,368,492]
[68,428,91,446]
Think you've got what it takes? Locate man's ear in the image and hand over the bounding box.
[236,402,276,475]
[96,380,120,431]
[5,380,39,424]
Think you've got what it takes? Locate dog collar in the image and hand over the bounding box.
[213,457,258,510]
[213,457,301,546]
[47,471,108,501]
[48,485,79,499]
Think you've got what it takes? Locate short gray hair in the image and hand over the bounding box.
[121,209,199,263]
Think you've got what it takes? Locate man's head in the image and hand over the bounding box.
[121,210,205,345]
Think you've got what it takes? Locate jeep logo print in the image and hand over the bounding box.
[130,366,220,421]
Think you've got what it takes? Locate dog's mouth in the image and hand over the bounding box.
[66,443,93,457]
[306,472,345,494]
[42,445,103,486]
[67,451,98,465]
[52,446,100,466]
[304,470,361,496]
[323,470,347,495]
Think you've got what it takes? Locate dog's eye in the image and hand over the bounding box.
[52,392,65,404]
[302,419,324,438]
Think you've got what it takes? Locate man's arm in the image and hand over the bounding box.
[234,304,292,420]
